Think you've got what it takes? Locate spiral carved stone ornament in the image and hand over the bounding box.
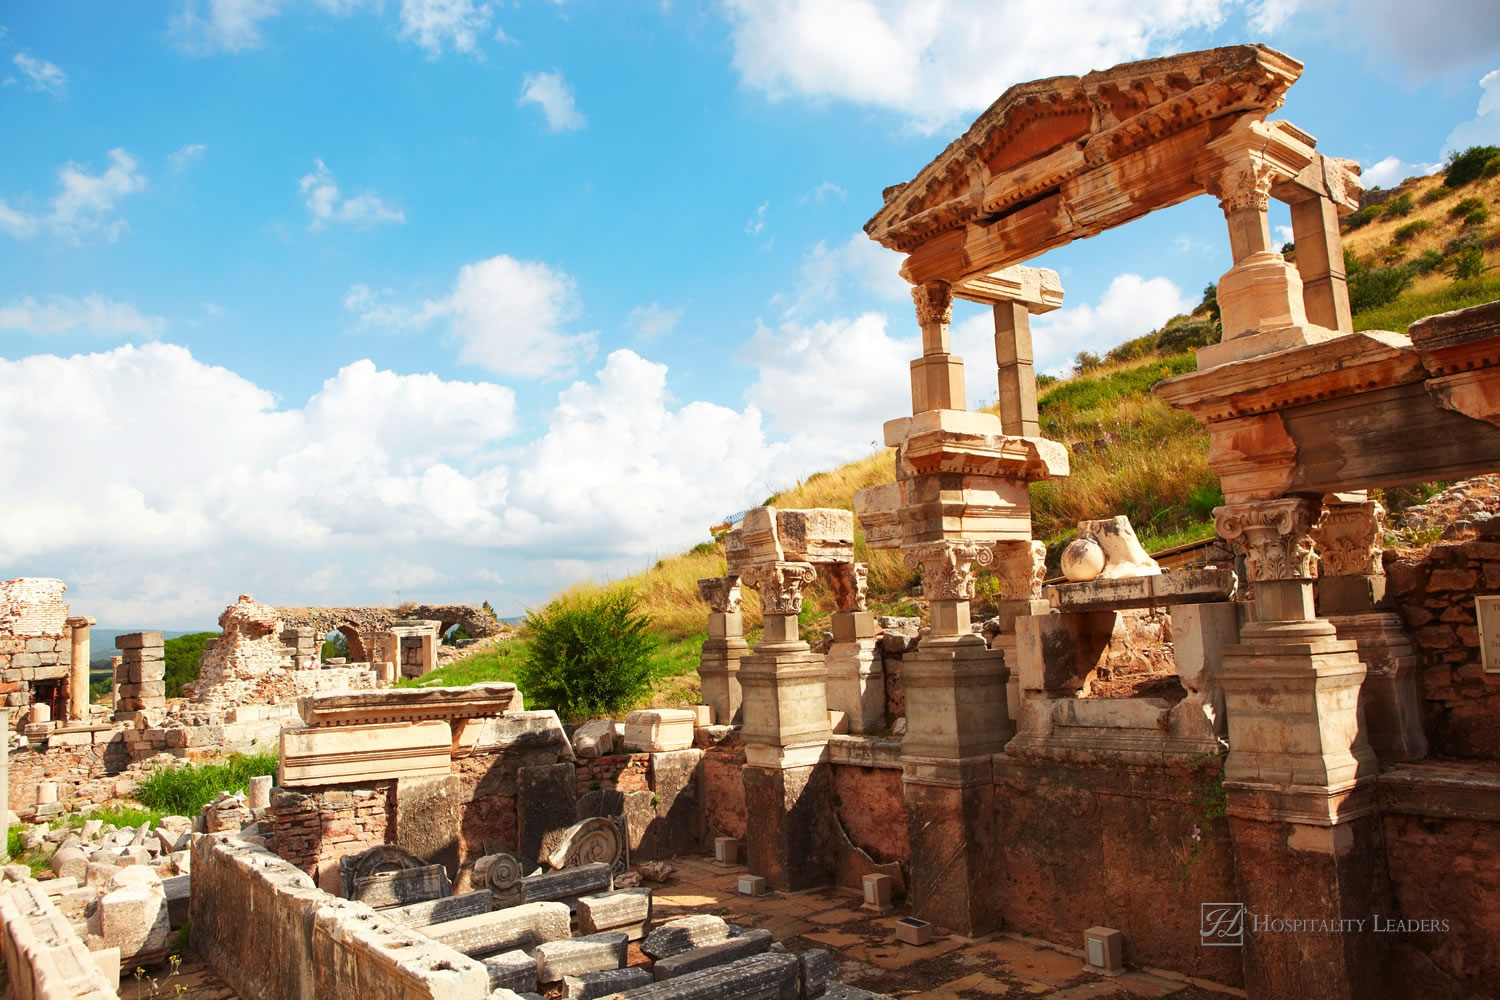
[483,851,525,893]
[546,816,628,877]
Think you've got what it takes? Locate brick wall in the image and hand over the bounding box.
[0,579,68,637]
[1386,530,1500,759]
[270,783,397,884]
[574,753,651,795]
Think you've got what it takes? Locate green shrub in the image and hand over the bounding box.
[134,751,279,816]
[1198,284,1220,323]
[1344,248,1413,314]
[517,588,658,721]
[1464,207,1490,228]
[1343,205,1381,230]
[1379,244,1409,264]
[441,624,471,646]
[1484,157,1500,180]
[163,632,217,698]
[1073,351,1103,374]
[1450,196,1486,220]
[321,632,349,660]
[1393,220,1433,244]
[1445,146,1500,188]
[1446,245,1491,281]
[1412,249,1446,275]
[1421,186,1452,205]
[1382,193,1415,218]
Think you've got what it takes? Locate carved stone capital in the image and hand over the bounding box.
[1313,501,1385,577]
[696,576,743,614]
[902,540,994,601]
[740,562,817,615]
[991,540,1047,600]
[1214,498,1322,582]
[912,280,953,328]
[1205,158,1277,214]
[822,562,869,612]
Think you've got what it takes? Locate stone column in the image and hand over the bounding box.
[1289,193,1354,334]
[988,540,1049,724]
[899,539,1010,935]
[738,561,836,890]
[65,615,95,722]
[1313,496,1427,762]
[1213,497,1391,1000]
[696,576,748,725]
[909,281,966,413]
[114,632,166,720]
[981,265,1061,437]
[822,562,883,734]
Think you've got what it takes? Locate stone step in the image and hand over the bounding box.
[534,931,629,982]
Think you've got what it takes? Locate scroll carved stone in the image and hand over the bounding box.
[1205,158,1277,214]
[543,816,627,878]
[902,540,995,601]
[740,562,817,615]
[1313,501,1385,577]
[912,280,953,328]
[1214,498,1322,582]
[992,540,1047,600]
[696,576,742,614]
[483,852,524,894]
[823,562,869,612]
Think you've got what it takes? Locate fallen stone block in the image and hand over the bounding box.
[799,948,839,998]
[534,931,629,982]
[571,719,617,758]
[98,885,170,966]
[622,709,696,752]
[483,948,538,993]
[353,863,452,909]
[519,862,613,907]
[641,914,731,960]
[576,887,652,939]
[50,846,88,881]
[820,987,893,1000]
[387,888,494,928]
[619,952,800,999]
[420,900,571,958]
[563,966,654,999]
[163,874,191,929]
[652,928,772,980]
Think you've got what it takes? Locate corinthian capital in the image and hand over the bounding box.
[1312,500,1385,577]
[740,562,817,615]
[1214,498,1322,582]
[696,576,743,614]
[1205,158,1277,214]
[822,562,869,612]
[902,540,994,601]
[992,540,1047,600]
[911,280,953,328]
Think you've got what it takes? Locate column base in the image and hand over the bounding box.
[741,761,837,891]
[901,634,1011,760]
[902,755,998,936]
[1329,612,1427,763]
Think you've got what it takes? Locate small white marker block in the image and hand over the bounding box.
[1084,926,1123,975]
[861,873,892,912]
[715,837,743,865]
[894,916,932,946]
[737,874,767,896]
[691,704,714,727]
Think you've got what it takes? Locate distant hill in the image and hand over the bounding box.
[88,628,203,668]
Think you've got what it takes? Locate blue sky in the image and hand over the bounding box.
[2,0,1499,628]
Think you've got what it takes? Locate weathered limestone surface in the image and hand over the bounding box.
[387,889,493,928]
[278,719,452,786]
[619,952,800,1000]
[0,882,117,1000]
[652,927,773,980]
[640,914,731,960]
[562,966,653,999]
[299,682,520,727]
[622,710,696,752]
[517,763,579,863]
[518,862,613,906]
[576,887,652,935]
[533,931,628,981]
[482,949,537,993]
[1046,567,1237,612]
[419,900,571,958]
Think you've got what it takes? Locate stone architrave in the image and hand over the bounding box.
[697,576,747,727]
[278,720,452,787]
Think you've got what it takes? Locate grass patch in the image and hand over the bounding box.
[64,805,168,830]
[1354,275,1500,333]
[6,828,51,877]
[133,751,279,817]
[397,640,530,691]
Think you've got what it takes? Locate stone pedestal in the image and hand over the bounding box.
[902,757,998,935]
[824,636,883,735]
[901,635,1011,760]
[66,616,95,721]
[741,762,837,891]
[699,615,748,727]
[1329,612,1427,763]
[737,629,831,752]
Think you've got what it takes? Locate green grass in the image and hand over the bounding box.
[397,639,530,691]
[64,806,168,830]
[6,828,50,876]
[649,633,705,679]
[1354,275,1500,333]
[133,751,279,817]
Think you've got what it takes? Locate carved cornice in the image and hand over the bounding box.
[992,540,1047,600]
[1313,501,1385,577]
[912,281,953,328]
[902,540,995,601]
[1214,498,1322,582]
[740,562,817,615]
[696,576,743,614]
[823,562,869,612]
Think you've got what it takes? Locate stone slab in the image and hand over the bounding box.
[618,952,800,1000]
[387,889,494,929]
[278,719,452,786]
[483,948,538,993]
[353,863,452,910]
[640,914,731,960]
[519,863,613,906]
[800,948,839,997]
[577,887,652,935]
[419,900,571,958]
[518,763,579,864]
[563,966,654,999]
[297,682,520,727]
[534,931,629,981]
[652,928,773,980]
[622,710,697,752]
[1046,567,1237,612]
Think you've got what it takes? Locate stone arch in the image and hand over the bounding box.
[332,624,368,662]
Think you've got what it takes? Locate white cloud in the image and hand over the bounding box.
[518,70,586,131]
[400,0,493,56]
[745,201,768,236]
[169,144,208,172]
[1247,0,1298,33]
[49,148,148,243]
[13,53,65,95]
[774,232,907,319]
[170,0,285,53]
[298,159,405,230]
[961,273,1192,377]
[1445,68,1500,154]
[800,180,846,204]
[346,254,598,379]
[0,295,167,338]
[1362,155,1442,189]
[626,302,684,340]
[0,199,38,238]
[722,0,1240,131]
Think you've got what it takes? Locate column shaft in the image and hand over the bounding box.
[992,302,1039,436]
[1290,195,1353,334]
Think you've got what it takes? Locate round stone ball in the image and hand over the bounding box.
[1061,537,1106,582]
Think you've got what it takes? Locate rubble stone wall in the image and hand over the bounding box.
[0,579,75,723]
[1385,534,1500,759]
[0,578,68,637]
[270,783,397,888]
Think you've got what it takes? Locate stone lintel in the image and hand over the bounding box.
[1045,567,1237,612]
[826,735,904,770]
[297,682,519,727]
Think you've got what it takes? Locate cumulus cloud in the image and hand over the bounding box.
[346,254,598,379]
[0,295,167,338]
[775,232,907,319]
[400,0,493,56]
[722,0,1248,130]
[169,144,208,172]
[0,200,38,239]
[2,149,152,244]
[170,0,286,53]
[13,53,66,95]
[1333,1,1500,80]
[1362,155,1443,189]
[298,159,405,230]
[518,70,586,131]
[1445,68,1500,154]
[625,302,684,340]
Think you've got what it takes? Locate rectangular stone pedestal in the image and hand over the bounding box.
[698,633,748,727]
[824,639,883,735]
[741,763,836,892]
[737,644,832,749]
[901,759,998,936]
[901,636,1011,760]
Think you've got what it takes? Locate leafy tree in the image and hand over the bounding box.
[321,631,349,660]
[163,631,219,698]
[442,624,472,646]
[1198,283,1220,323]
[517,588,658,721]
[1344,247,1413,315]
[481,600,499,622]
[1444,145,1500,188]
[1073,350,1103,374]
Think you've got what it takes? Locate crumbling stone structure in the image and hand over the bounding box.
[0,578,94,728]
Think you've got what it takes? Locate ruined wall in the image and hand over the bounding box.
[700,744,748,841]
[831,762,907,865]
[0,578,73,723]
[1385,530,1500,759]
[270,783,397,890]
[278,603,502,644]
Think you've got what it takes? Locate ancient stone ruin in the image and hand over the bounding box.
[4,42,1500,1000]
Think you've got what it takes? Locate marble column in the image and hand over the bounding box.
[696,576,748,726]
[908,281,965,413]
[822,562,883,735]
[66,615,95,722]
[1214,497,1393,1000]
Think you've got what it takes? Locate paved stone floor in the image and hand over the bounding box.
[650,855,1245,1000]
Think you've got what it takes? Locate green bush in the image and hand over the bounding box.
[1445,146,1500,188]
[1412,249,1446,275]
[1343,205,1381,230]
[1421,186,1452,205]
[1382,193,1415,218]
[1485,157,1500,180]
[1344,248,1413,315]
[1446,245,1491,281]
[1450,196,1486,220]
[517,589,658,721]
[164,632,217,698]
[134,751,279,816]
[1393,220,1434,244]
[1464,207,1490,228]
[321,632,349,660]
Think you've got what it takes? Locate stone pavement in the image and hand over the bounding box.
[648,855,1244,1000]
